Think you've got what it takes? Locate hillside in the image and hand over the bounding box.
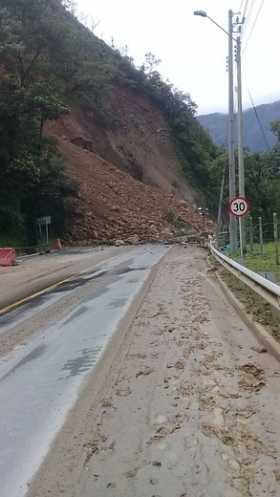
[49,131,211,242]
[46,91,214,242]
[198,100,280,152]
[46,86,197,201]
[0,0,216,244]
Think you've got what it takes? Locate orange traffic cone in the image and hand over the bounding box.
[52,239,62,250]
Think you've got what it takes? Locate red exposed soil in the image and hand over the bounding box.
[53,137,213,242]
[46,85,214,242]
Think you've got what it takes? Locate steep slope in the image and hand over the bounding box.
[198,100,280,152]
[47,85,198,202]
[50,133,213,242]
[45,78,216,241]
[0,0,217,244]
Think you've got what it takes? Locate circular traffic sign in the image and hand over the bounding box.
[229,196,250,218]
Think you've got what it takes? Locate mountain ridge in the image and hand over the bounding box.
[198,99,280,152]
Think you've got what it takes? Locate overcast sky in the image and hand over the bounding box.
[76,0,279,115]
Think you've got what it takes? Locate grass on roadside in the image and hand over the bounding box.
[0,233,26,248]
[219,267,280,343]
[0,232,56,252]
[233,242,280,283]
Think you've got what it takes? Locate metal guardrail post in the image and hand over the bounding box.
[273,212,279,266]
[249,216,254,253]
[259,216,264,256]
[209,241,280,311]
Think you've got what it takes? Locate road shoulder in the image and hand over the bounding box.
[0,246,125,311]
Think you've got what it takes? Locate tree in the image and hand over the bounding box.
[0,0,220,242]
[141,52,162,76]
[0,0,71,239]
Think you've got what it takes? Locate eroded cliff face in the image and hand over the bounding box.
[46,85,211,242]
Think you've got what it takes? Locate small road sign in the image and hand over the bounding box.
[36,216,51,244]
[229,196,250,218]
[36,216,51,226]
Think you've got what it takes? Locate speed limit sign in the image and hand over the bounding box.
[229,196,250,218]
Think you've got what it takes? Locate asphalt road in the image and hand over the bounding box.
[25,246,280,497]
[0,245,128,310]
[0,244,168,497]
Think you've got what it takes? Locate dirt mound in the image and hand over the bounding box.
[46,85,199,203]
[54,137,213,243]
[45,85,214,243]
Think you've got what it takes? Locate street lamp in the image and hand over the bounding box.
[194,10,232,38]
[193,10,207,17]
[194,9,238,252]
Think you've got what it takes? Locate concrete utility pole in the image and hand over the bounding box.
[236,35,246,251]
[193,8,238,251]
[228,10,237,251]
[216,164,226,244]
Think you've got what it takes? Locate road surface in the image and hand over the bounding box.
[0,245,130,309]
[1,245,280,497]
[0,244,168,497]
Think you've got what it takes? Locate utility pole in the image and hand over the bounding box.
[228,9,237,251]
[236,34,246,251]
[216,162,226,247]
[193,8,239,251]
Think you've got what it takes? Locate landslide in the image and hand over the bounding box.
[48,85,197,200]
[46,84,214,241]
[49,133,213,242]
[0,0,217,243]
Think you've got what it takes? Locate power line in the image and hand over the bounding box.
[242,0,251,21]
[247,88,271,151]
[239,0,245,14]
[241,0,256,38]
[242,0,264,52]
[237,0,254,37]
[246,0,256,22]
[245,0,256,24]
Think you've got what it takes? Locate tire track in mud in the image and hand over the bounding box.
[79,249,280,497]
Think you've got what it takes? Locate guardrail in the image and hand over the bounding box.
[210,242,280,311]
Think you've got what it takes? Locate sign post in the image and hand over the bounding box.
[249,215,254,253]
[273,212,279,265]
[229,196,250,257]
[36,216,51,245]
[259,216,264,257]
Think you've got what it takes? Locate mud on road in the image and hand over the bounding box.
[28,246,280,497]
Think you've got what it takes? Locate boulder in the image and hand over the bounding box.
[71,136,93,151]
[126,234,140,245]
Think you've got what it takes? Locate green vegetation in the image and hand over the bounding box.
[0,0,80,244]
[0,0,220,246]
[1,0,279,248]
[117,51,218,191]
[220,268,280,342]
[0,232,26,248]
[206,121,280,229]
[233,242,280,283]
[1,0,131,245]
[209,253,280,340]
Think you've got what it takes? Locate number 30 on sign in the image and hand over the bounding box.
[229,196,250,218]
